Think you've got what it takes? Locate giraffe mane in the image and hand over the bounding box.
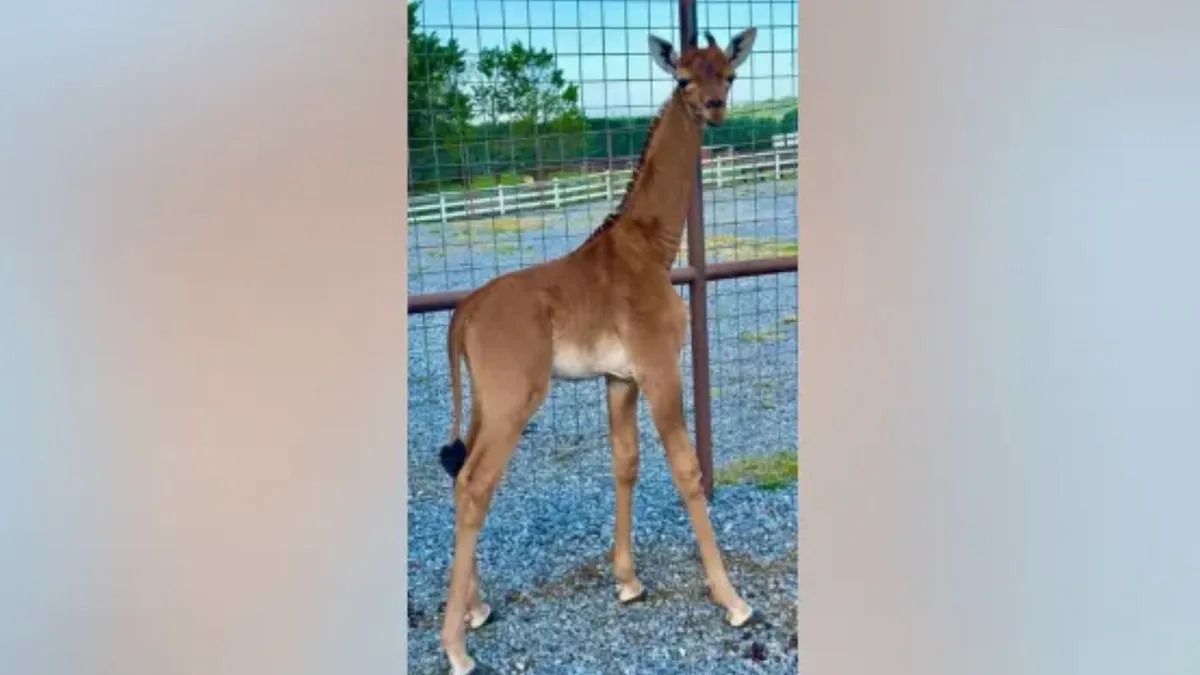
[581,95,674,244]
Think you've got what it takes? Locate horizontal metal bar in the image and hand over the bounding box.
[407,289,466,314]
[704,255,798,281]
[407,255,797,315]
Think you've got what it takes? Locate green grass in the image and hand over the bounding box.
[409,179,468,195]
[548,169,592,181]
[488,216,544,234]
[678,234,798,264]
[737,306,800,344]
[451,215,544,236]
[409,173,529,195]
[714,449,798,491]
[447,236,531,255]
[739,327,786,343]
[726,97,798,120]
[412,220,539,256]
[469,172,529,190]
[486,241,523,254]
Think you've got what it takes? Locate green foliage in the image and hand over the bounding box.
[780,109,797,133]
[583,115,654,159]
[406,1,797,190]
[704,115,785,150]
[407,2,473,188]
[714,449,799,491]
[476,42,576,124]
[474,41,588,179]
[727,96,797,120]
[585,108,793,166]
[468,172,525,190]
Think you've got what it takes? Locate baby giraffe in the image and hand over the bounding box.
[434,27,760,675]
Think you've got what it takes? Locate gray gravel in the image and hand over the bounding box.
[408,182,798,674]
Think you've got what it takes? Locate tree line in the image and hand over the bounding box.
[408,1,798,193]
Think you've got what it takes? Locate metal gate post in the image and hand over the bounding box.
[679,0,715,499]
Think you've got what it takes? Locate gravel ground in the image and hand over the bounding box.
[408,181,798,674]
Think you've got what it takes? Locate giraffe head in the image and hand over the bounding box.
[648,27,757,126]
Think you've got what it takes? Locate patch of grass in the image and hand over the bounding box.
[485,241,522,254]
[420,225,534,255]
[751,380,775,393]
[739,327,786,343]
[715,449,798,491]
[679,234,798,263]
[548,169,591,181]
[460,239,530,255]
[469,172,528,190]
[739,312,800,344]
[490,216,544,234]
[725,97,798,120]
[409,180,468,195]
[453,215,544,236]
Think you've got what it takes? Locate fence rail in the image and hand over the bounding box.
[408,147,798,224]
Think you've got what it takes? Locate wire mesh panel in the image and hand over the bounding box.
[407,1,797,671]
[693,1,798,464]
[407,0,796,448]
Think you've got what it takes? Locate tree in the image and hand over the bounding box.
[407,1,473,188]
[781,109,798,133]
[473,42,587,178]
[705,115,782,152]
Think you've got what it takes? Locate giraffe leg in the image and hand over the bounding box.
[639,363,754,627]
[460,407,492,630]
[606,376,646,603]
[440,416,531,675]
[440,329,550,674]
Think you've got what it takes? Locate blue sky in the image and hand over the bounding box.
[412,0,797,117]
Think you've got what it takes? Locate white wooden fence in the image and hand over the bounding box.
[408,146,798,225]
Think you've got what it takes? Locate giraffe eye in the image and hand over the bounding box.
[726,75,737,84]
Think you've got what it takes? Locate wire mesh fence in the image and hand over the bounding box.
[407,0,798,490]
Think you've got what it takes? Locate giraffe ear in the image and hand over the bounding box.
[648,34,679,75]
[724,27,758,69]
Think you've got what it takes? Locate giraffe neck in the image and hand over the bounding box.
[581,90,704,266]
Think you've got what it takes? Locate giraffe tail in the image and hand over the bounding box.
[439,308,468,479]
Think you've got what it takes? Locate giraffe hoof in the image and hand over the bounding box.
[450,657,498,675]
[617,588,647,605]
[465,604,496,629]
[727,605,760,628]
[616,582,646,604]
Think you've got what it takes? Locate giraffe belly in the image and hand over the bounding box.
[551,338,636,381]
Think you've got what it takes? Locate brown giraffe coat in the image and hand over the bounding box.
[433,28,760,675]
